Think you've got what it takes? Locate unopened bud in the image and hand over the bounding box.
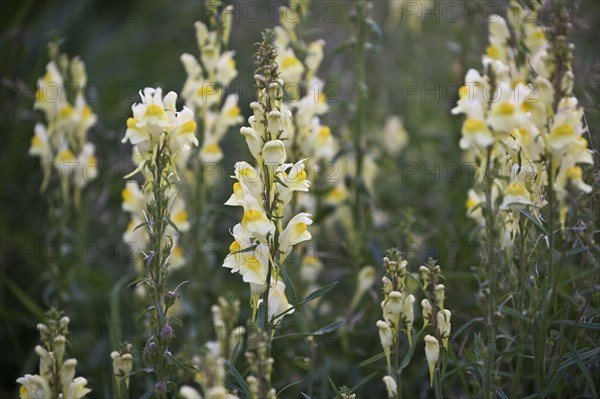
[155,381,167,396]
[164,291,176,308]
[160,325,174,342]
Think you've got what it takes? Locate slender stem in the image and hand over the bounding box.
[393,333,401,399]
[352,0,368,268]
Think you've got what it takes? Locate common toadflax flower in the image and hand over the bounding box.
[222,30,312,325]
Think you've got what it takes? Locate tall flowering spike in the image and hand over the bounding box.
[180,5,242,170]
[121,89,195,273]
[222,29,311,327]
[17,309,91,399]
[31,43,98,198]
[454,0,594,242]
[122,88,196,398]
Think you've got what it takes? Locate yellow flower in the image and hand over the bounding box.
[279,213,313,261]
[460,119,493,150]
[268,280,294,324]
[500,182,532,210]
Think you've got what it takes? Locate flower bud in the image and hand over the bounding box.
[111,351,122,377]
[164,291,176,309]
[382,276,393,294]
[222,5,234,44]
[387,291,403,317]
[382,375,397,399]
[435,284,445,309]
[421,299,432,327]
[160,325,174,343]
[155,381,167,396]
[437,309,452,349]
[561,70,574,95]
[145,341,158,362]
[419,265,431,286]
[61,358,78,389]
[262,139,286,167]
[179,385,202,399]
[267,111,282,138]
[401,294,415,345]
[351,265,376,310]
[424,335,440,387]
[53,335,66,364]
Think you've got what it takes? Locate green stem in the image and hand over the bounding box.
[352,0,368,268]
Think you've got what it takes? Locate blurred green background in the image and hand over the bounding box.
[1,0,598,397]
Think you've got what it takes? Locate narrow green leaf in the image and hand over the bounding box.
[328,377,341,396]
[565,246,590,257]
[358,352,385,367]
[278,379,303,396]
[278,262,301,308]
[300,281,339,305]
[518,209,548,235]
[4,278,46,321]
[399,332,419,370]
[313,320,345,336]
[350,371,378,393]
[224,360,251,398]
[556,333,598,398]
[551,320,600,330]
[230,244,258,256]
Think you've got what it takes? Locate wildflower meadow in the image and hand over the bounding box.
[1,1,599,398]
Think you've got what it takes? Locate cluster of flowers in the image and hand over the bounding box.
[121,88,198,271]
[179,297,243,399]
[455,1,593,243]
[180,5,242,169]
[29,43,98,200]
[17,310,91,399]
[376,253,415,397]
[274,5,338,175]
[376,254,451,397]
[420,259,451,388]
[222,31,312,323]
[121,86,198,397]
[110,343,133,397]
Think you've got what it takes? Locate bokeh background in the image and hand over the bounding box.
[1,0,598,397]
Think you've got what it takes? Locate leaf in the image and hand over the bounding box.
[4,278,46,321]
[350,371,378,393]
[328,377,342,397]
[278,379,303,396]
[358,352,385,367]
[399,332,419,370]
[273,320,344,341]
[133,221,150,232]
[164,352,198,372]
[278,261,301,308]
[313,320,345,336]
[366,18,382,40]
[122,367,155,380]
[500,306,528,321]
[518,209,548,235]
[565,246,590,257]
[224,360,251,398]
[300,393,312,399]
[551,320,600,331]
[229,244,258,257]
[293,356,310,371]
[331,39,357,56]
[555,333,598,398]
[300,281,339,305]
